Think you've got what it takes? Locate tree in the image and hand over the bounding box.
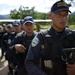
[9,6,48,19]
[10,9,21,19]
[9,0,75,20]
[68,14,75,25]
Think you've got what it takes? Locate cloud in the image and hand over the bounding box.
[0,0,75,15]
[0,4,19,14]
[0,0,57,14]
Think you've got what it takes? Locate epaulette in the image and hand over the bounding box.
[11,31,15,35]
[65,28,73,35]
[17,31,26,37]
[40,29,52,59]
[40,29,49,37]
[4,32,8,36]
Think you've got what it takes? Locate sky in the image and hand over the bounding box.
[0,0,75,15]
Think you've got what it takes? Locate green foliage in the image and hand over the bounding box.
[9,3,75,25]
[9,6,48,19]
[10,9,20,19]
[69,25,75,30]
[68,14,75,25]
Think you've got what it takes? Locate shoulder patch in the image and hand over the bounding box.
[31,36,39,47]
[8,39,11,44]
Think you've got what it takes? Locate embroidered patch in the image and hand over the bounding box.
[32,36,39,47]
[8,39,11,44]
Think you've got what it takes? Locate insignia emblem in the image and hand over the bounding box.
[32,36,39,47]
[41,45,45,49]
[57,2,67,7]
[8,39,11,44]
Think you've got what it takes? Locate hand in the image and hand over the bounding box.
[67,64,75,75]
[14,44,26,53]
[10,63,15,69]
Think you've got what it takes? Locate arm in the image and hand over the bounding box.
[8,35,20,63]
[67,64,75,75]
[2,34,8,52]
[8,34,26,64]
[66,31,75,75]
[9,35,20,53]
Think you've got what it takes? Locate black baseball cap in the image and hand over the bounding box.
[51,1,71,13]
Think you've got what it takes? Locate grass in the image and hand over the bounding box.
[69,25,75,30]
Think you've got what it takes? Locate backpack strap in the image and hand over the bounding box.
[21,31,26,46]
[17,31,26,45]
[40,29,52,59]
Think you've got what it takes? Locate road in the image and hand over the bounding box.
[0,49,8,75]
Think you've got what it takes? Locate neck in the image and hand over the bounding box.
[52,25,64,32]
[16,30,22,34]
[26,32,34,36]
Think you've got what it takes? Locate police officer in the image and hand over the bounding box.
[2,24,13,75]
[0,24,7,59]
[7,21,22,75]
[25,1,75,75]
[9,16,36,75]
[2,23,7,33]
[0,26,3,59]
[2,24,13,59]
[8,20,22,44]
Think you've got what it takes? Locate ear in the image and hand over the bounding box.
[48,13,52,19]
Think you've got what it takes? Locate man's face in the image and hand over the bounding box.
[23,22,34,33]
[13,25,21,33]
[49,10,69,31]
[7,27,13,33]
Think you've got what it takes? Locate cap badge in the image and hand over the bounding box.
[57,2,67,7]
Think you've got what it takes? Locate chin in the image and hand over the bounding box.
[59,26,65,29]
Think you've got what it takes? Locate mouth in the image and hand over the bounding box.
[60,22,66,25]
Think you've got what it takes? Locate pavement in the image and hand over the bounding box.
[0,49,8,75]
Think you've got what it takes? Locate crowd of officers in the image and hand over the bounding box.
[0,1,75,75]
[0,16,36,75]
